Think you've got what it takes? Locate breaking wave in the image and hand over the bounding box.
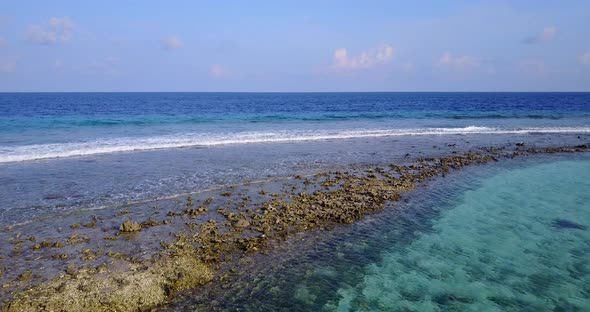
[1,126,589,163]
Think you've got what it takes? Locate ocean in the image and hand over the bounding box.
[2,92,590,164]
[1,92,589,226]
[1,92,589,310]
[165,154,590,311]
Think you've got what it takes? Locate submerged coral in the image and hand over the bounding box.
[1,143,588,311]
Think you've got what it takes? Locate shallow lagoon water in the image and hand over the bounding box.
[1,93,589,309]
[1,92,590,227]
[165,155,590,311]
[1,132,587,227]
[333,158,590,311]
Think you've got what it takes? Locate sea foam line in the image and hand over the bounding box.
[1,126,589,163]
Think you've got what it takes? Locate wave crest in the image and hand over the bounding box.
[1,126,589,163]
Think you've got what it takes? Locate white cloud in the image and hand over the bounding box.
[332,44,394,70]
[579,52,590,65]
[161,36,182,50]
[209,64,231,78]
[523,26,557,44]
[26,17,74,45]
[438,52,480,68]
[0,57,16,73]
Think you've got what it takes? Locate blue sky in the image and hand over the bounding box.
[0,1,589,91]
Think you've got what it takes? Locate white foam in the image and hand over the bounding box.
[1,126,589,163]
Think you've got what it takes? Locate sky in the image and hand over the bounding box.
[0,0,589,92]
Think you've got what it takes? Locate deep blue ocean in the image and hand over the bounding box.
[0,92,589,226]
[1,92,590,310]
[1,92,589,163]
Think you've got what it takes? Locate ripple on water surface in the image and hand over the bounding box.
[328,159,590,311]
[165,156,590,311]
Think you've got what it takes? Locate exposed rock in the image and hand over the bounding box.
[18,271,32,282]
[185,206,208,217]
[5,254,213,312]
[234,219,250,228]
[3,143,589,312]
[65,265,78,276]
[119,220,142,232]
[114,210,132,217]
[83,216,98,228]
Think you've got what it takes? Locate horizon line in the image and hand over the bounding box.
[1,91,590,94]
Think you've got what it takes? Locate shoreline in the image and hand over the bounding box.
[1,143,589,311]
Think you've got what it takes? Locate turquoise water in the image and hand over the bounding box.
[1,92,589,226]
[166,156,590,311]
[2,92,589,161]
[329,159,590,311]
